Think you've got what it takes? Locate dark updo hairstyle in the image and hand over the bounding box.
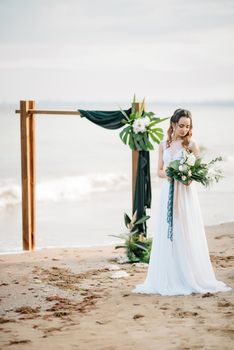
[166,108,193,151]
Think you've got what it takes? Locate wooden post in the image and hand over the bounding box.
[29,100,36,250]
[132,101,145,214]
[20,100,36,250]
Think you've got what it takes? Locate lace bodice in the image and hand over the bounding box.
[162,139,195,167]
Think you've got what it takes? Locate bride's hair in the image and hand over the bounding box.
[166,108,193,150]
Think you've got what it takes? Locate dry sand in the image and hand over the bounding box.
[0,222,233,350]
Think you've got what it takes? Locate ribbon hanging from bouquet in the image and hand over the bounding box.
[166,178,174,241]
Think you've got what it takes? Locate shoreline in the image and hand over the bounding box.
[0,221,233,349]
[1,220,234,257]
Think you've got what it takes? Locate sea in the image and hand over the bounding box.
[0,101,234,253]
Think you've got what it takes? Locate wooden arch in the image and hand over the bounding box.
[15,100,144,250]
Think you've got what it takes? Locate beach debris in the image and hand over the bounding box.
[115,254,130,264]
[210,255,234,268]
[96,320,110,325]
[105,264,121,270]
[15,306,41,314]
[8,340,31,345]
[217,300,233,308]
[33,279,42,284]
[202,292,215,298]
[172,310,199,318]
[110,270,129,279]
[34,266,110,291]
[133,313,144,319]
[43,326,63,334]
[53,311,70,317]
[214,234,234,240]
[45,293,100,317]
[131,262,148,268]
[0,317,16,324]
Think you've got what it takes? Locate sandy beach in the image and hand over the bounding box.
[0,222,233,350]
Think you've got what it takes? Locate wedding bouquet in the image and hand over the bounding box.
[166,149,224,187]
[119,95,168,151]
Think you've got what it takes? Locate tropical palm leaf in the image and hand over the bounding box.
[135,215,151,225]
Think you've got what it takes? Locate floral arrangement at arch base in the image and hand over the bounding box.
[108,210,152,264]
[119,95,169,151]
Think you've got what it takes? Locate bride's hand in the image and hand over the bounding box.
[163,169,172,182]
[185,180,193,186]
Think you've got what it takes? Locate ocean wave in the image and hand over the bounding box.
[0,173,130,209]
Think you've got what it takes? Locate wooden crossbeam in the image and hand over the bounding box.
[15,109,81,115]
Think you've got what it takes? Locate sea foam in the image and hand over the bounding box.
[0,172,129,209]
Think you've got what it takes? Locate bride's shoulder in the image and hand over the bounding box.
[188,138,197,148]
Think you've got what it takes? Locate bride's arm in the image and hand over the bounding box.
[190,140,200,158]
[157,143,171,181]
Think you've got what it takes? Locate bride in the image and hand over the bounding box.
[132,108,232,296]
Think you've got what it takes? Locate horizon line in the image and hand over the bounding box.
[1,99,234,108]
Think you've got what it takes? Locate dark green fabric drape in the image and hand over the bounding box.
[132,150,151,237]
[78,108,132,129]
[78,107,152,236]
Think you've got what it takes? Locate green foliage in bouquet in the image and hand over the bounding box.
[108,210,152,263]
[166,149,224,187]
[119,94,169,151]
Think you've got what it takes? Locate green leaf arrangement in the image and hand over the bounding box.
[119,94,169,151]
[108,210,152,263]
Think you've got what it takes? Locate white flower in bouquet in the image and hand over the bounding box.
[133,118,146,134]
[206,163,223,184]
[187,153,196,166]
[207,167,215,178]
[179,164,188,172]
[142,116,151,126]
[182,175,187,181]
[188,170,192,177]
[180,149,189,162]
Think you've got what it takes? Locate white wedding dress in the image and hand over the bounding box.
[132,139,232,296]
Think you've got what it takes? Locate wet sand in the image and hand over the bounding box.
[0,222,233,349]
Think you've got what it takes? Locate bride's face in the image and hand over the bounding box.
[174,117,191,138]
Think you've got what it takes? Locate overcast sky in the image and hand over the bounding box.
[0,0,234,104]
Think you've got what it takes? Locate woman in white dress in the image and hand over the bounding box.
[132,108,232,296]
